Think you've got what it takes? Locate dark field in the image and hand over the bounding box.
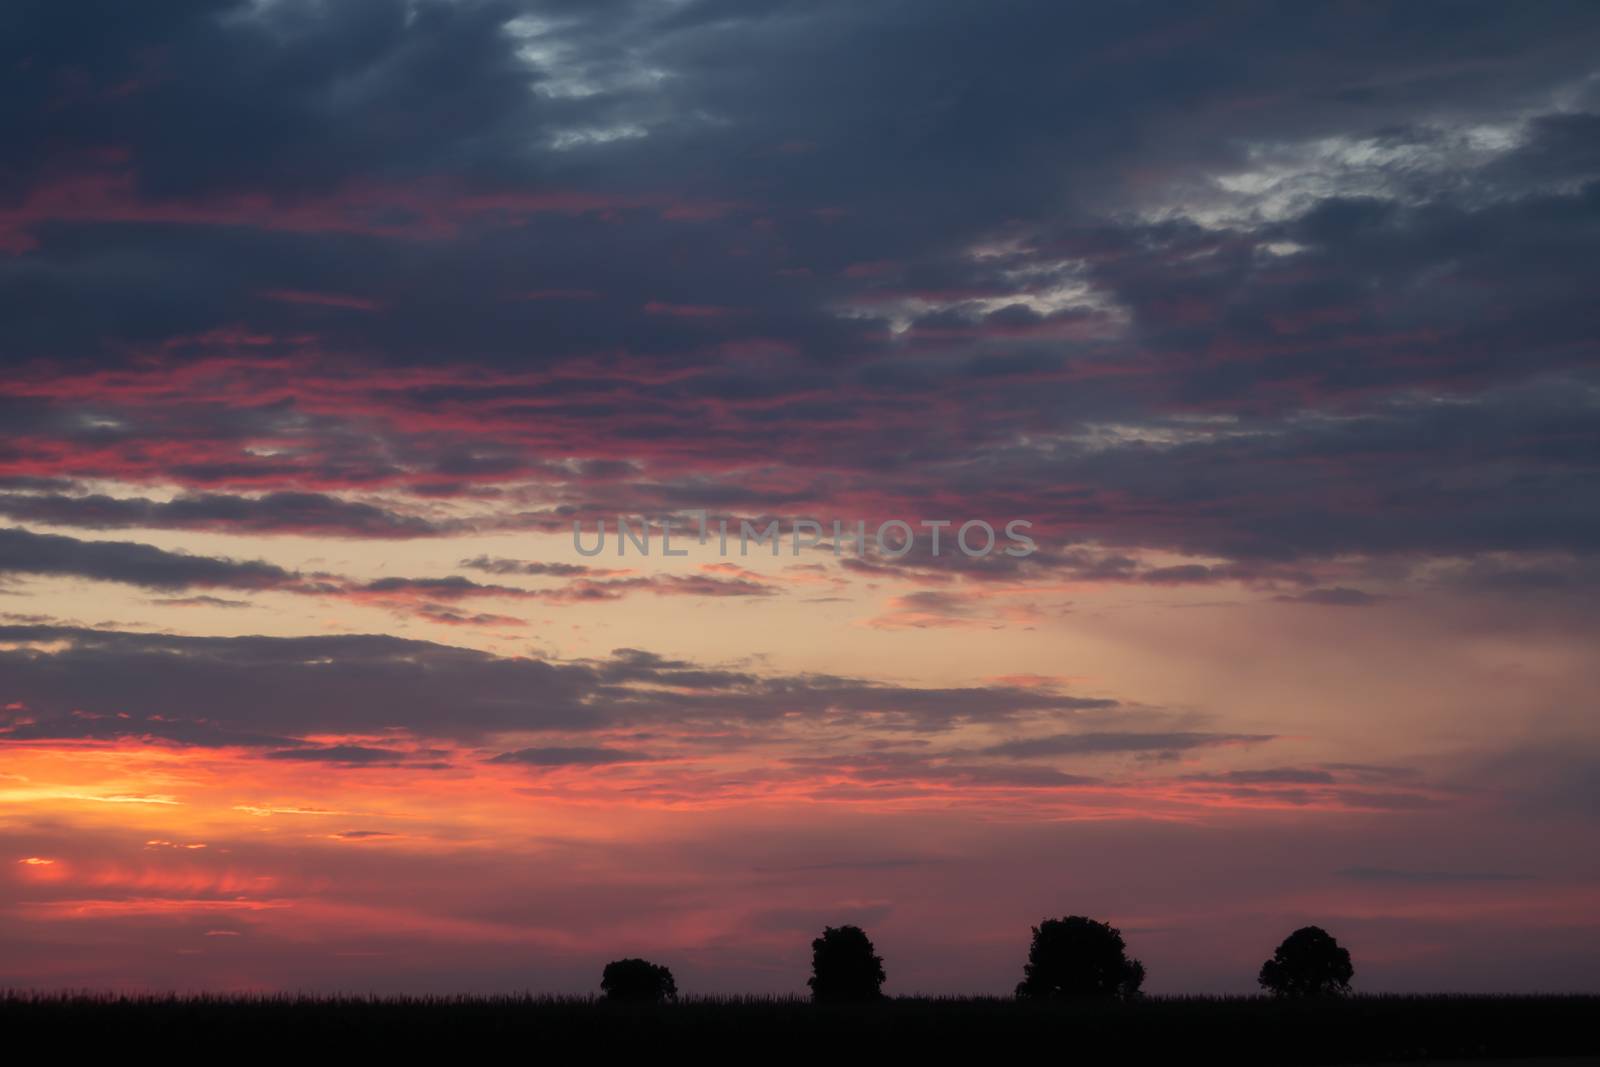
[4,992,1598,1061]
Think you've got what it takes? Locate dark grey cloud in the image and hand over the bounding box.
[0,0,1596,578]
[149,594,253,608]
[1184,768,1338,785]
[0,623,1119,746]
[261,743,431,766]
[0,490,448,538]
[4,0,1596,369]
[459,555,596,577]
[786,752,1101,791]
[357,575,526,599]
[982,731,1274,759]
[545,573,781,600]
[0,524,295,590]
[1433,555,1600,598]
[0,526,774,613]
[488,745,652,766]
[0,711,298,749]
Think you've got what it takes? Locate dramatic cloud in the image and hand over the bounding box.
[0,624,1119,744]
[0,0,1592,577]
[0,490,450,538]
[489,745,653,766]
[0,526,776,612]
[0,525,295,590]
[981,732,1274,759]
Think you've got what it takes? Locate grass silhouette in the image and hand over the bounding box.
[3,991,1597,1060]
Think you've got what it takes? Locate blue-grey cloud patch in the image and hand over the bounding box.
[1186,768,1339,785]
[0,624,1124,744]
[0,490,450,538]
[982,731,1274,759]
[459,556,598,578]
[262,744,444,768]
[0,525,297,591]
[488,745,653,766]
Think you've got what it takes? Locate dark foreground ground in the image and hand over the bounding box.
[4,992,1598,1061]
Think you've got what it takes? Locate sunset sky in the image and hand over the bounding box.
[3,0,1599,995]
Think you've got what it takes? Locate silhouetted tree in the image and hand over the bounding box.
[1015,916,1145,998]
[600,958,678,1003]
[1258,926,1353,997]
[808,925,886,1002]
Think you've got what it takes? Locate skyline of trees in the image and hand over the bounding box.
[603,918,1353,999]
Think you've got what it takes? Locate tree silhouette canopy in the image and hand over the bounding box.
[808,925,886,1003]
[1016,916,1145,999]
[1258,926,1354,997]
[600,958,678,1003]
